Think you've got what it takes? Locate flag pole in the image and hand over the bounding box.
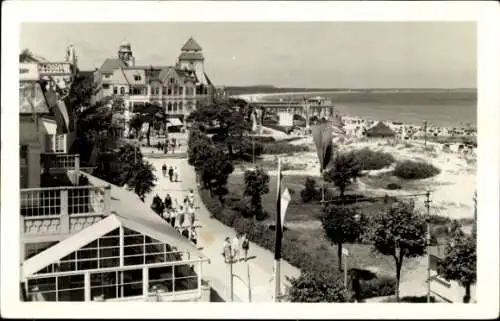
[274,156,282,302]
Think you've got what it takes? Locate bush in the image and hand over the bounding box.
[300,177,319,203]
[393,160,440,179]
[287,271,352,302]
[262,142,309,155]
[352,148,395,170]
[386,183,402,190]
[358,275,397,300]
[197,177,396,301]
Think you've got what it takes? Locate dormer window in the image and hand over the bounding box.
[134,75,141,81]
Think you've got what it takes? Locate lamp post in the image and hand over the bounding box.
[424,191,432,303]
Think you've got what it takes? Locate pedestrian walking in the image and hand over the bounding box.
[176,205,185,231]
[241,233,250,262]
[174,166,180,182]
[232,234,241,262]
[164,194,172,210]
[186,202,196,227]
[223,237,232,263]
[170,201,177,228]
[187,189,195,208]
[190,227,198,245]
[168,166,174,182]
[162,163,167,177]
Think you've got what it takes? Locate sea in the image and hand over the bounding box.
[260,90,477,128]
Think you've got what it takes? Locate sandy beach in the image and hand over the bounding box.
[234,92,476,220]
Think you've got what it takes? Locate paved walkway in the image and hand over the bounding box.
[143,143,300,302]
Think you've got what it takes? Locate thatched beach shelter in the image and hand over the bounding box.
[366,121,396,138]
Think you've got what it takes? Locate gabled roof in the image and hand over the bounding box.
[100,58,126,73]
[181,37,202,51]
[23,171,207,278]
[178,52,204,61]
[111,68,130,85]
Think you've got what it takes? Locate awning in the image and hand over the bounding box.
[40,117,57,135]
[167,118,183,127]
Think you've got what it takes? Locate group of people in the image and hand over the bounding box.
[223,233,250,263]
[161,163,181,182]
[151,189,198,245]
[155,137,181,154]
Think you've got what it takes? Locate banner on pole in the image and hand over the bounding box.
[280,188,291,231]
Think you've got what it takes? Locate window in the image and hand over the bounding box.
[167,103,172,112]
[167,87,172,95]
[20,145,28,189]
[173,102,178,112]
[113,87,118,95]
[134,75,141,81]
[120,87,125,95]
[179,87,184,96]
[178,102,183,112]
[102,84,110,89]
[162,87,166,95]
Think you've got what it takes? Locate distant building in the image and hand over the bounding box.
[95,38,215,128]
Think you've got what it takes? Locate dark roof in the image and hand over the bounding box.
[181,37,202,51]
[366,121,396,137]
[178,52,204,61]
[100,58,126,73]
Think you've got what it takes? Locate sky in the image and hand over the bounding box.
[20,22,476,88]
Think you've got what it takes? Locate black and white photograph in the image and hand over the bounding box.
[1,1,499,319]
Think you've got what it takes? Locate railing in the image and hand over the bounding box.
[38,62,73,75]
[21,185,111,236]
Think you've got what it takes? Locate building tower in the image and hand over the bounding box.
[177,37,207,84]
[118,41,135,67]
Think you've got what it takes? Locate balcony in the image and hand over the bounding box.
[20,185,111,239]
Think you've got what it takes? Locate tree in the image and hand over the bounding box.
[129,114,145,137]
[187,101,247,158]
[323,152,362,199]
[287,271,352,302]
[438,234,476,303]
[363,200,427,301]
[243,167,270,220]
[202,146,234,198]
[300,177,319,203]
[133,102,164,146]
[19,49,38,62]
[321,204,363,271]
[92,143,156,200]
[124,160,157,201]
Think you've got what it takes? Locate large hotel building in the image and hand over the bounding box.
[95,37,215,125]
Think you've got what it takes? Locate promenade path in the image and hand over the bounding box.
[142,140,300,302]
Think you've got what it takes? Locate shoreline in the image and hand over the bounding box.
[234,92,477,130]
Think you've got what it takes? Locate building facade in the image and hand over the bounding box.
[96,38,215,123]
[19,47,210,303]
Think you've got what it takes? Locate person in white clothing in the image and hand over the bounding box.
[231,234,241,261]
[174,166,180,182]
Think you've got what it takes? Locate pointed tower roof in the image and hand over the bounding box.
[181,37,202,51]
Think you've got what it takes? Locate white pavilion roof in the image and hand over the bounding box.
[22,171,206,278]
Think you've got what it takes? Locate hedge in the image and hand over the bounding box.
[393,160,440,179]
[352,148,395,170]
[383,295,437,303]
[262,142,310,155]
[198,186,396,300]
